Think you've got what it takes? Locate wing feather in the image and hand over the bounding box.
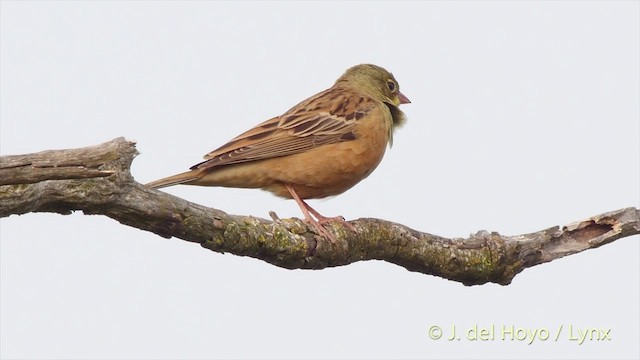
[192,88,378,170]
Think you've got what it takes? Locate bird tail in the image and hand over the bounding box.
[146,170,201,189]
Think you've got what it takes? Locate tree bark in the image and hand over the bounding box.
[1,137,638,285]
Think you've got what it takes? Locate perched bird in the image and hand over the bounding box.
[147,64,410,241]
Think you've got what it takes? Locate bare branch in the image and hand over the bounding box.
[1,137,638,285]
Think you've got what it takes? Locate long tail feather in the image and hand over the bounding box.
[146,170,201,189]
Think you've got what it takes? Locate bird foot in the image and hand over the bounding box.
[315,215,357,232]
[283,184,356,243]
[270,210,340,243]
[306,215,356,243]
[304,218,339,243]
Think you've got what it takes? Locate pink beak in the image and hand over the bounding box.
[398,91,411,104]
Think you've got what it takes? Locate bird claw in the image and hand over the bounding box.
[305,218,339,243]
[306,215,356,243]
[318,215,357,232]
[270,210,340,242]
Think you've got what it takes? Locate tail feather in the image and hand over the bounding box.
[146,170,201,189]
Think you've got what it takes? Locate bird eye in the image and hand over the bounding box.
[386,80,396,92]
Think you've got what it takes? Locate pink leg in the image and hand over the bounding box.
[285,185,356,241]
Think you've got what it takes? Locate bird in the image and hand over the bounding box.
[146,64,410,241]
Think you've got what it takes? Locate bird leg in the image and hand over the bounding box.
[285,185,355,242]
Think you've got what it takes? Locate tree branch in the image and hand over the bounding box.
[1,138,638,285]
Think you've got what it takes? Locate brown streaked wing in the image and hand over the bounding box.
[192,88,378,170]
[201,116,280,160]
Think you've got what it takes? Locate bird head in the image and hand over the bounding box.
[336,64,411,107]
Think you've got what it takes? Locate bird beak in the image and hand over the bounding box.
[397,91,411,104]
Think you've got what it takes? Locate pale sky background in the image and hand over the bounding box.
[1,1,639,359]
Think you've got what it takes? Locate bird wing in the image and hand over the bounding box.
[191,88,378,170]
